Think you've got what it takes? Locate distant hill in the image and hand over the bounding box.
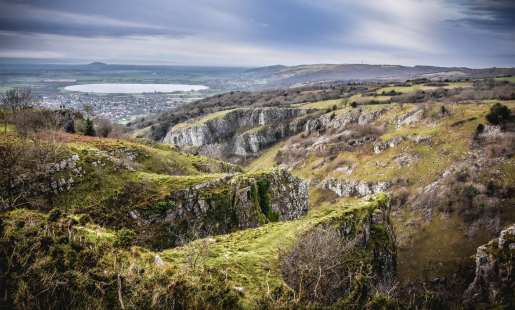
[244,64,287,73]
[87,62,108,66]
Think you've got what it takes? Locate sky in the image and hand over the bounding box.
[0,0,514,68]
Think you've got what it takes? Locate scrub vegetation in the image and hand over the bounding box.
[2,73,515,309]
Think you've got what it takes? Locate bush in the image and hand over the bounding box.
[84,118,95,136]
[351,101,358,108]
[155,201,174,213]
[114,229,137,249]
[464,184,480,199]
[486,103,511,124]
[487,180,495,196]
[476,123,484,133]
[78,214,91,226]
[48,208,61,222]
[278,227,364,305]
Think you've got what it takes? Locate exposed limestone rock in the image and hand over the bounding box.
[397,109,422,127]
[304,107,390,132]
[163,108,316,156]
[412,135,433,145]
[323,178,400,197]
[138,168,309,235]
[373,137,405,154]
[464,224,515,305]
[319,194,397,280]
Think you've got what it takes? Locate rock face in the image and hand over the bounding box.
[323,178,400,197]
[304,107,390,133]
[57,109,75,133]
[320,194,397,280]
[163,108,317,156]
[373,137,404,154]
[464,224,515,306]
[136,168,309,236]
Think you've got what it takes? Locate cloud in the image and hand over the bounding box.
[0,0,513,67]
[446,0,515,33]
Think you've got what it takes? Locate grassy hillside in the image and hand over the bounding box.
[241,94,515,284]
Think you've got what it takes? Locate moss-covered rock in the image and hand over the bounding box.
[464,224,515,306]
[135,168,309,239]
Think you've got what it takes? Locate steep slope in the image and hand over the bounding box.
[242,99,515,286]
[464,223,515,307]
[163,107,320,162]
[160,193,396,303]
[0,131,309,250]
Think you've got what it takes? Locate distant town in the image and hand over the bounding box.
[42,92,204,123]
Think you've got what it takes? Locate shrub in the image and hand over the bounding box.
[84,118,95,136]
[78,214,91,226]
[487,180,495,196]
[464,184,480,198]
[155,201,174,213]
[476,123,484,133]
[278,227,365,305]
[114,229,137,249]
[486,103,511,124]
[48,208,61,222]
[330,112,336,120]
[351,101,358,108]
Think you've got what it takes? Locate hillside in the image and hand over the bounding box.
[155,76,515,307]
[0,109,405,309]
[2,77,515,308]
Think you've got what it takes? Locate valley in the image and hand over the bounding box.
[1,73,515,309]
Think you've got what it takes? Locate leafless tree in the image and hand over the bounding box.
[175,222,214,270]
[278,226,366,305]
[82,104,95,119]
[1,89,40,114]
[96,116,113,138]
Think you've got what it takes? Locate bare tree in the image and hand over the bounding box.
[278,227,366,305]
[1,89,40,114]
[175,222,214,270]
[96,116,113,138]
[82,104,95,119]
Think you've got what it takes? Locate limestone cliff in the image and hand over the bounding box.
[315,193,397,280]
[464,224,515,306]
[130,168,309,237]
[323,178,401,197]
[163,108,317,157]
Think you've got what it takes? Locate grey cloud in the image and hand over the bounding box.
[0,17,188,38]
[446,0,515,32]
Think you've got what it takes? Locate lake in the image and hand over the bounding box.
[64,84,208,94]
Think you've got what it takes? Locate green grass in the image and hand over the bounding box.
[174,108,245,129]
[494,76,515,83]
[246,142,285,173]
[481,99,515,104]
[161,193,390,303]
[299,99,341,110]
[375,84,424,94]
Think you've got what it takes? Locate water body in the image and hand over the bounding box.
[64,83,208,94]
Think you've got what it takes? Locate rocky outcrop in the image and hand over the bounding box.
[56,109,75,133]
[464,224,515,306]
[135,168,309,236]
[163,108,317,156]
[373,137,404,154]
[304,107,390,132]
[318,194,397,280]
[323,178,400,197]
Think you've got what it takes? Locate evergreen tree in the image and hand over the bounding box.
[84,118,95,136]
